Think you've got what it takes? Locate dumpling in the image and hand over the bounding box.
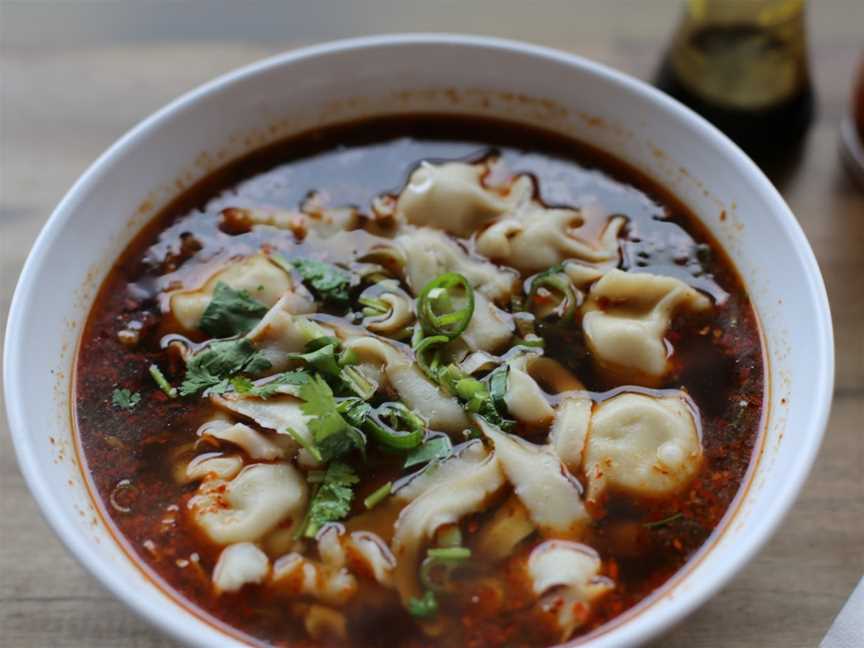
[359,281,415,337]
[211,393,312,447]
[527,540,614,641]
[581,269,711,385]
[184,453,243,483]
[270,552,358,606]
[393,440,487,502]
[170,255,310,332]
[189,463,308,545]
[198,420,286,460]
[583,392,702,502]
[395,227,516,303]
[457,292,515,354]
[548,396,593,473]
[391,450,505,603]
[503,355,555,427]
[220,205,359,238]
[395,161,511,237]
[343,336,470,434]
[473,496,535,563]
[344,531,397,588]
[475,198,626,274]
[212,542,270,593]
[245,299,328,372]
[479,420,589,538]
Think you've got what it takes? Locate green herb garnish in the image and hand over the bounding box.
[404,435,452,468]
[363,481,392,510]
[199,282,268,338]
[300,375,365,462]
[148,364,178,398]
[416,272,475,339]
[180,339,271,396]
[234,370,309,399]
[303,461,359,538]
[408,590,438,618]
[290,258,352,306]
[111,388,141,410]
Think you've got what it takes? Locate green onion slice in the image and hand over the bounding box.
[363,481,392,509]
[417,272,475,339]
[420,546,471,593]
[363,402,425,450]
[529,269,579,320]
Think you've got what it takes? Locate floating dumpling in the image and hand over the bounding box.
[583,392,702,501]
[582,269,712,385]
[526,540,614,641]
[189,463,308,545]
[479,420,590,538]
[212,542,271,593]
[170,255,308,332]
[396,227,516,302]
[396,161,512,237]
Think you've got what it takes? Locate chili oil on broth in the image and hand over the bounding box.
[74,115,764,647]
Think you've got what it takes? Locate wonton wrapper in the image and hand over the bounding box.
[189,462,307,545]
[478,420,590,538]
[582,269,711,385]
[396,227,516,303]
[527,540,614,641]
[503,355,555,427]
[391,447,505,603]
[245,298,328,372]
[476,198,626,275]
[170,255,312,332]
[212,393,313,447]
[199,420,286,460]
[548,396,593,473]
[344,336,470,434]
[583,392,702,501]
[395,161,512,237]
[212,542,270,593]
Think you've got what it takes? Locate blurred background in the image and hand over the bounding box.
[1,2,862,647]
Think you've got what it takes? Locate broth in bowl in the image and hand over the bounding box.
[75,116,764,647]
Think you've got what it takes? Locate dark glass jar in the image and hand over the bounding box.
[656,0,814,167]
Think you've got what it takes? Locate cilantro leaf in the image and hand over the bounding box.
[404,435,452,468]
[303,461,359,538]
[199,282,268,338]
[299,375,364,462]
[180,338,271,396]
[234,371,310,399]
[111,388,141,410]
[291,258,352,306]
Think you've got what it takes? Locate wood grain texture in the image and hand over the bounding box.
[1,2,862,647]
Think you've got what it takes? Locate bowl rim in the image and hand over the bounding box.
[4,33,834,648]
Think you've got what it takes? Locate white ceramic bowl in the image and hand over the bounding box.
[4,35,833,647]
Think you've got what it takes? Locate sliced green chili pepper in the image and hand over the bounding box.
[417,272,475,339]
[363,402,425,450]
[529,268,578,320]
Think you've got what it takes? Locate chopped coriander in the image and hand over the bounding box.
[363,481,392,510]
[300,375,364,461]
[180,338,271,396]
[404,435,452,468]
[303,461,359,538]
[237,371,309,399]
[408,590,438,618]
[199,281,268,338]
[148,364,177,398]
[285,427,322,463]
[111,388,141,410]
[290,258,352,306]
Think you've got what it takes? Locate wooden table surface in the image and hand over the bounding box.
[1,2,862,647]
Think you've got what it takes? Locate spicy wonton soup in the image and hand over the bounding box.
[74,116,764,647]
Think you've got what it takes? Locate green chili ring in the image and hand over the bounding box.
[417,272,475,339]
[529,271,579,320]
[364,402,425,450]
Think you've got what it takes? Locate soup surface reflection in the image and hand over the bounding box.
[75,116,764,647]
